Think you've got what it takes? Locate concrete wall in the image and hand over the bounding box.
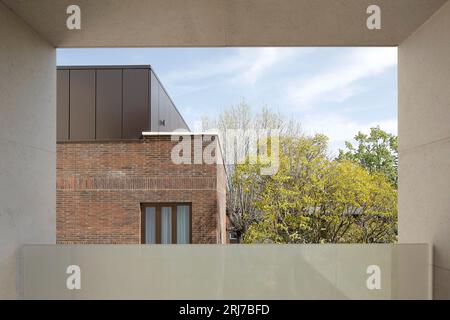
[399,1,450,299]
[21,244,431,299]
[0,3,56,299]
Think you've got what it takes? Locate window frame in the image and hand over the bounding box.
[140,203,192,244]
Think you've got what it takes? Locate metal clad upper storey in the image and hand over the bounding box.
[122,68,149,139]
[69,69,96,140]
[96,69,123,139]
[57,65,189,141]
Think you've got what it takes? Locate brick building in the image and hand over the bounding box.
[56,66,227,244]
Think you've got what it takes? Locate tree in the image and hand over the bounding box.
[336,126,398,187]
[202,104,398,244]
[243,135,397,244]
[201,101,301,242]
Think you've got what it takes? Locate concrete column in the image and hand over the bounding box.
[0,3,56,299]
[399,1,450,299]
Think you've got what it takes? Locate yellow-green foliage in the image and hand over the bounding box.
[241,135,397,244]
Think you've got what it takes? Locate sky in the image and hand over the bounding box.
[57,47,397,156]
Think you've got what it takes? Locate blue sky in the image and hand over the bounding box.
[57,47,397,155]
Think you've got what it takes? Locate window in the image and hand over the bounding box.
[141,203,191,244]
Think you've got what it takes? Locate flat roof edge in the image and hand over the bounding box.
[142,131,219,136]
[57,65,151,70]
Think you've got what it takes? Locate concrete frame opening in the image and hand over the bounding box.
[1,0,449,299]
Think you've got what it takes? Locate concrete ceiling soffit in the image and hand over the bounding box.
[2,0,449,47]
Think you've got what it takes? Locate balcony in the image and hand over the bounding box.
[21,244,431,299]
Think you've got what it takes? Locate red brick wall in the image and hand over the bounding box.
[57,135,226,244]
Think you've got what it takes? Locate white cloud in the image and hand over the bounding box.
[163,47,305,93]
[234,48,299,85]
[287,47,397,110]
[301,114,397,156]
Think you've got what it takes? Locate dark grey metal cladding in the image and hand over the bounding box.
[96,69,123,139]
[57,69,69,141]
[150,70,159,131]
[56,65,188,141]
[122,68,149,139]
[149,69,189,132]
[70,70,96,140]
